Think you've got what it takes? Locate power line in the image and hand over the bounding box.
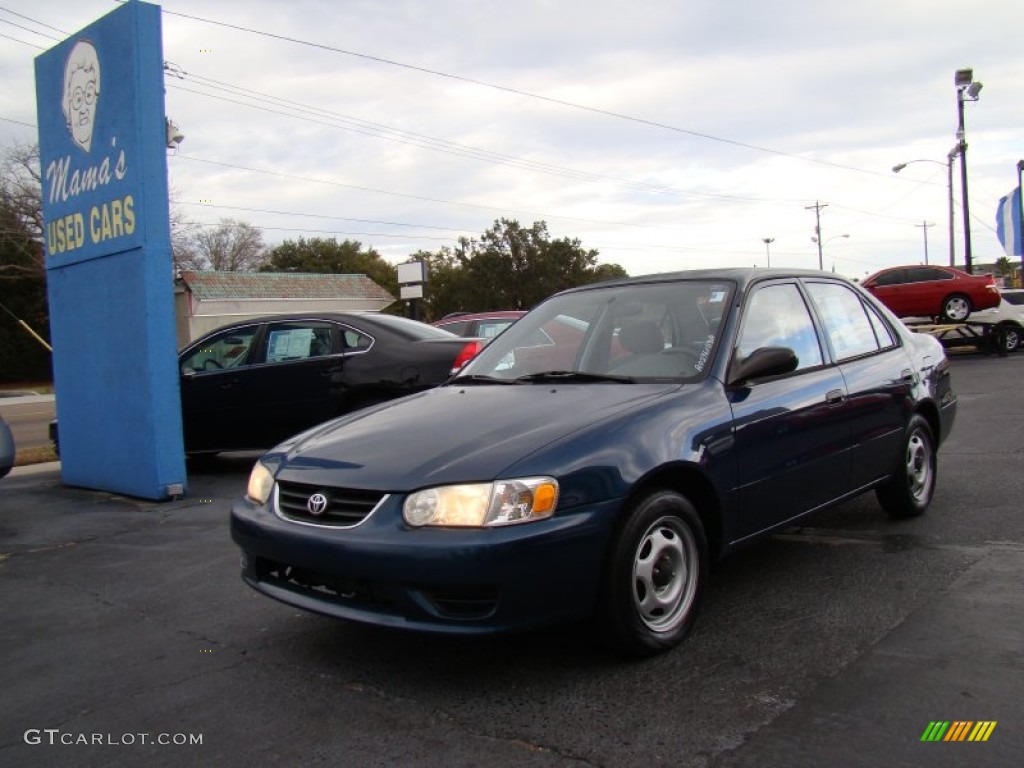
[0,31,43,48]
[0,5,68,35]
[167,76,785,205]
[169,154,685,231]
[0,115,37,128]
[175,201,473,233]
[157,6,893,180]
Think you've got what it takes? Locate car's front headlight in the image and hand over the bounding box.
[403,477,559,527]
[246,461,275,505]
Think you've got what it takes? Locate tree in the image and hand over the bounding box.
[262,237,398,297]
[994,256,1014,284]
[419,219,627,319]
[0,141,49,381]
[0,142,43,282]
[174,218,266,272]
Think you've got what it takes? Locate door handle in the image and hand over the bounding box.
[901,369,915,385]
[825,388,845,405]
[218,378,238,390]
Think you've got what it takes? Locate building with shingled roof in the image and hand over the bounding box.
[174,271,395,346]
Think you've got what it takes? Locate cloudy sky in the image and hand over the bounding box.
[2,0,1023,279]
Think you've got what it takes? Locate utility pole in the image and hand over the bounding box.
[915,221,935,265]
[762,237,774,268]
[806,201,827,270]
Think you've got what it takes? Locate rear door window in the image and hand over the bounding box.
[805,282,888,360]
[263,323,334,363]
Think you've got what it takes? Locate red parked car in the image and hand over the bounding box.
[861,265,1000,322]
[433,311,525,340]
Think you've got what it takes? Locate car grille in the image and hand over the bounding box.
[275,481,386,527]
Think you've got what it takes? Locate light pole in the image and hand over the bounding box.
[762,237,774,267]
[915,221,934,264]
[892,148,959,267]
[810,233,850,270]
[805,200,828,270]
[955,68,983,273]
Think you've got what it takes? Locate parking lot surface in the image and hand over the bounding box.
[0,353,1021,767]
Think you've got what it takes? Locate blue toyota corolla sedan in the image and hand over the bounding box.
[231,268,957,656]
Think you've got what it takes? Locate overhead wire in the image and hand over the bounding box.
[156,6,898,180]
[8,5,991,260]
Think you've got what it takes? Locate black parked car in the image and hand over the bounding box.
[178,312,482,454]
[51,313,483,457]
[231,269,956,656]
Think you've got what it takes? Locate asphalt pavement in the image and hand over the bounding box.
[0,354,1021,767]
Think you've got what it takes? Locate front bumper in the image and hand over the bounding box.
[230,493,620,635]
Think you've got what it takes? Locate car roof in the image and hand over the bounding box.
[436,310,525,321]
[551,267,857,298]
[180,312,456,348]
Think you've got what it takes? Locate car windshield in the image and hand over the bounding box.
[456,279,733,382]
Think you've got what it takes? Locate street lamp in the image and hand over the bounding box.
[810,233,850,270]
[955,68,983,273]
[762,237,774,268]
[892,148,959,267]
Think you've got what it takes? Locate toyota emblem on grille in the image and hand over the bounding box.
[307,493,329,516]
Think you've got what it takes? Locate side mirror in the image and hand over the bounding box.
[728,346,798,386]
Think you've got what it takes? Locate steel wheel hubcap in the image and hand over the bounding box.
[906,431,932,502]
[632,517,698,632]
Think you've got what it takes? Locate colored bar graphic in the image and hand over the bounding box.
[945,721,972,741]
[968,722,997,742]
[921,721,996,742]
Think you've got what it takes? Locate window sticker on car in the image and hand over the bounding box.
[267,328,316,362]
[709,291,726,303]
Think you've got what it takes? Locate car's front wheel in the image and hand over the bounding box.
[599,490,707,656]
[940,294,972,322]
[876,415,936,518]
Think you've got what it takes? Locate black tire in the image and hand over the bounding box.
[599,490,708,657]
[997,323,1021,354]
[940,294,972,322]
[876,415,936,518]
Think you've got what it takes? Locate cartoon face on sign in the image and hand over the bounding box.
[61,40,101,153]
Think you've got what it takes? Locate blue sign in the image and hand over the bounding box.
[36,1,169,266]
[35,1,186,500]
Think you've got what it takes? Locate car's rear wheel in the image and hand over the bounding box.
[876,415,935,519]
[940,294,972,322]
[996,323,1021,354]
[599,490,707,656]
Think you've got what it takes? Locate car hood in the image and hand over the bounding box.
[267,382,679,489]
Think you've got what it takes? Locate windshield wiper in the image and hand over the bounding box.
[514,370,635,384]
[450,374,522,385]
